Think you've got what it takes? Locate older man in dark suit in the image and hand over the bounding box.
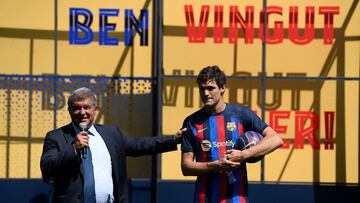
[40,87,185,203]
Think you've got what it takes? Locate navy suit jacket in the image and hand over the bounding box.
[40,123,177,203]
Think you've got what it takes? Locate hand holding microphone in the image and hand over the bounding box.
[79,122,88,159]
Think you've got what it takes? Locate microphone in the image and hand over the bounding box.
[79,122,88,159]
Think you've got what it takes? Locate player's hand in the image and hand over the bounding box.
[174,128,187,144]
[73,131,89,150]
[221,155,240,172]
[225,149,247,163]
[207,156,240,172]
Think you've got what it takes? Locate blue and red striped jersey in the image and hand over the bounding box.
[181,104,267,203]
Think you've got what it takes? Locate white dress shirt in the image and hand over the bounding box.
[73,123,114,203]
[87,125,114,203]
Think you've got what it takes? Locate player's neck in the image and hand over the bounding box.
[205,101,226,114]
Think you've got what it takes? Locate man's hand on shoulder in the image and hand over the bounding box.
[174,128,187,144]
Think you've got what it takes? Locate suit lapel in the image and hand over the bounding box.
[62,123,84,175]
[62,123,76,144]
[94,124,114,155]
[94,124,120,176]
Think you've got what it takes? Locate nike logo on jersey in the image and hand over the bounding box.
[197,128,208,133]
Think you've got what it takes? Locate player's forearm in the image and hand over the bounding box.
[181,160,223,176]
[227,128,283,163]
[248,127,283,158]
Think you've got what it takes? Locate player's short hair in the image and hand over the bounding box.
[68,87,97,109]
[197,65,226,88]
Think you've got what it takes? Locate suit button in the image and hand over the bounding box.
[78,194,82,199]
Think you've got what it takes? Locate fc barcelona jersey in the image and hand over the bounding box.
[181,104,268,203]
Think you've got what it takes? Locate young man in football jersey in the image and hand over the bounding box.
[181,65,283,203]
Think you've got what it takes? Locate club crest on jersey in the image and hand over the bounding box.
[226,122,236,132]
[201,140,211,152]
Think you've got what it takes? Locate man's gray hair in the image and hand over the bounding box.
[68,87,97,109]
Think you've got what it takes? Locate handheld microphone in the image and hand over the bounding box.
[79,122,88,159]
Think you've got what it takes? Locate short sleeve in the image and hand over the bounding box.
[242,107,268,134]
[180,120,194,152]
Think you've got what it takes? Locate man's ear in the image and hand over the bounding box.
[220,85,225,94]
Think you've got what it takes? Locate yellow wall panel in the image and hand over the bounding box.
[30,144,43,178]
[9,142,27,178]
[0,142,6,178]
[0,38,31,74]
